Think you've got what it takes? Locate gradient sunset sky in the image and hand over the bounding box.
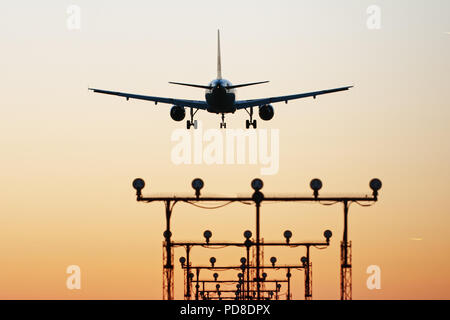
[1,0,450,299]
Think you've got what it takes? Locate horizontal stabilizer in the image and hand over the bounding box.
[169,82,212,89]
[226,81,269,89]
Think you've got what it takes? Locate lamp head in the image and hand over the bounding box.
[132,178,145,196]
[370,178,382,200]
[252,191,264,204]
[163,230,172,239]
[191,178,204,198]
[203,230,212,244]
[283,230,292,243]
[324,229,333,242]
[251,178,264,191]
[270,256,277,267]
[301,256,308,265]
[310,178,322,198]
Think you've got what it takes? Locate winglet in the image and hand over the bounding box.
[217,30,222,79]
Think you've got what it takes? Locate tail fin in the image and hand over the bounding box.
[217,30,222,79]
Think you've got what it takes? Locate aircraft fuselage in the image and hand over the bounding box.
[205,79,236,113]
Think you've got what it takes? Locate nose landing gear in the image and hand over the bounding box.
[220,113,227,129]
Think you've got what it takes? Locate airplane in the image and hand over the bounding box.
[89,30,353,129]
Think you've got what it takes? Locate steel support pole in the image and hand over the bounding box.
[255,201,261,300]
[340,200,352,300]
[163,200,174,300]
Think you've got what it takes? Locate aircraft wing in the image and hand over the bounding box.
[234,86,353,109]
[89,88,208,110]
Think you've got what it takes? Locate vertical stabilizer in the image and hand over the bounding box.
[217,30,222,79]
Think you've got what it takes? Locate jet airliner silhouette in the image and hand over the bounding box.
[89,31,353,129]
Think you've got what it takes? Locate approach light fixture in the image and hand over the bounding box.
[132,178,145,196]
[163,230,172,239]
[301,256,307,266]
[243,230,252,239]
[191,178,204,198]
[270,256,277,267]
[324,230,333,243]
[203,230,212,244]
[251,178,263,191]
[283,230,292,244]
[370,178,382,200]
[310,178,322,198]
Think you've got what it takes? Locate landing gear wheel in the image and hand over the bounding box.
[187,119,198,129]
[246,119,257,129]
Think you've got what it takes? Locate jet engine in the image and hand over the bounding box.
[170,106,186,121]
[258,104,274,121]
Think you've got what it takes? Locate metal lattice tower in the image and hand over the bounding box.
[305,262,313,300]
[162,241,174,300]
[250,239,265,295]
[340,240,352,300]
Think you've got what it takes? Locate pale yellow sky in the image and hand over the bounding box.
[1,0,450,299]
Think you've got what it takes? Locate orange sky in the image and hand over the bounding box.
[1,0,450,299]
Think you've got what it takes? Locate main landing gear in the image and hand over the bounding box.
[186,107,198,129]
[220,113,227,129]
[245,107,257,129]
